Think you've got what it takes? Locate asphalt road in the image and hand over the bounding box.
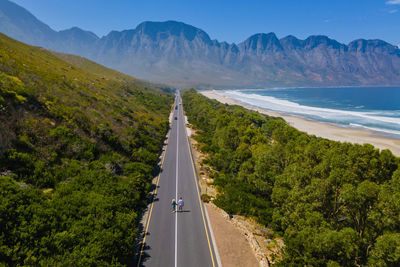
[137,92,218,267]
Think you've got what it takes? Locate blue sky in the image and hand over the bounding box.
[11,0,400,46]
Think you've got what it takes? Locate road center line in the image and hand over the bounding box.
[175,97,179,267]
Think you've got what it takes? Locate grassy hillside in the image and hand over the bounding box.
[182,89,400,266]
[0,33,173,265]
[51,51,137,81]
[51,51,175,94]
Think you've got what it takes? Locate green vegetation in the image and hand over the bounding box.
[0,33,173,265]
[51,51,174,95]
[182,89,400,266]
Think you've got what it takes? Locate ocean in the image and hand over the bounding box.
[218,87,400,139]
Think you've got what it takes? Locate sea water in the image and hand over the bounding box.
[219,87,400,139]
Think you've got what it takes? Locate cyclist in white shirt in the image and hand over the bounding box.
[178,197,184,212]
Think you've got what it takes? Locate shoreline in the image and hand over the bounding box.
[201,90,400,157]
[199,85,400,92]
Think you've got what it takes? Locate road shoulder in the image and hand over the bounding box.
[205,203,261,267]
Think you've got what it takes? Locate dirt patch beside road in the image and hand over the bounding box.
[206,203,260,267]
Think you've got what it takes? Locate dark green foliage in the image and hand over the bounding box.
[182,89,400,266]
[0,33,173,265]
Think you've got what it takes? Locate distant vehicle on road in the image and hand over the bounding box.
[174,116,177,120]
[175,105,178,109]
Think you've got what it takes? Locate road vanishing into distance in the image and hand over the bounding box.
[137,92,219,267]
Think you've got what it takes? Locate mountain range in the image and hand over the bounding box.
[1,0,400,88]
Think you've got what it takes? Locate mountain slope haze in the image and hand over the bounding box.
[1,0,400,88]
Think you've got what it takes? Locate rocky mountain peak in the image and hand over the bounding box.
[304,35,342,50]
[134,20,212,44]
[280,35,303,50]
[0,0,57,44]
[348,39,399,54]
[240,32,282,52]
[59,27,99,41]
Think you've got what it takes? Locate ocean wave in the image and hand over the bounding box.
[349,123,400,136]
[219,90,400,137]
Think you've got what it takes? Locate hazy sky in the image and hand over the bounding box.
[11,0,400,45]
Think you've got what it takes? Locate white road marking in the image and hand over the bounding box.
[175,97,179,267]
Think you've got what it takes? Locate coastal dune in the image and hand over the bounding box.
[201,90,400,157]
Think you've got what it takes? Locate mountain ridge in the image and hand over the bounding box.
[1,0,400,88]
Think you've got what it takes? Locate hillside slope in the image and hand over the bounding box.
[50,51,175,94]
[0,33,173,265]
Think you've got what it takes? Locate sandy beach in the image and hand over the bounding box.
[201,90,400,157]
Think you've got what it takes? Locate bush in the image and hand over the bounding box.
[201,193,210,203]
